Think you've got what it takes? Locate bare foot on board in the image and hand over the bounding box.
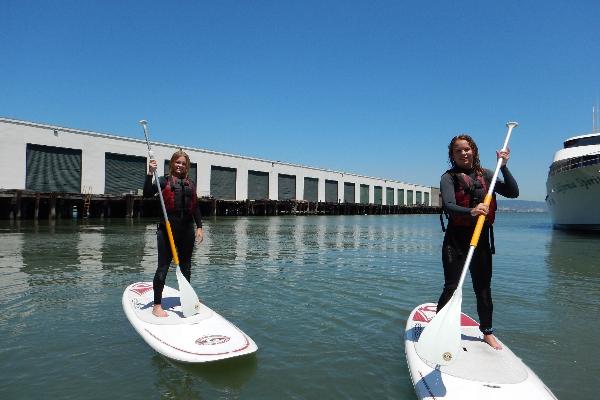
[152,305,168,318]
[483,334,503,350]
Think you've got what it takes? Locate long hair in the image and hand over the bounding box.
[448,134,484,175]
[168,149,191,178]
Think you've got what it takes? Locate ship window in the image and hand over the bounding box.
[564,135,600,148]
[549,154,600,176]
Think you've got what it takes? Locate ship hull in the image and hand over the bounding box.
[546,163,600,231]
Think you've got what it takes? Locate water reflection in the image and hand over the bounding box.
[100,220,146,273]
[547,230,600,277]
[152,353,257,398]
[21,222,81,287]
[0,232,28,299]
[77,227,105,287]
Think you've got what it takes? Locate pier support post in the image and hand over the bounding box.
[49,193,57,220]
[34,193,40,220]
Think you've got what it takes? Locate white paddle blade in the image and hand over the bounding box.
[175,266,201,318]
[415,291,463,366]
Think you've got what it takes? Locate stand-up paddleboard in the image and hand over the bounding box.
[405,303,557,400]
[123,282,257,363]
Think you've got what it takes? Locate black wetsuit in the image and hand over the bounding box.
[143,175,202,305]
[437,165,518,334]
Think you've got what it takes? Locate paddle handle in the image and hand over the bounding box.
[164,221,180,265]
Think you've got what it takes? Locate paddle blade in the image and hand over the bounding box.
[415,291,463,366]
[175,266,201,318]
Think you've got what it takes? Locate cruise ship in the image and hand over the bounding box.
[546,129,600,230]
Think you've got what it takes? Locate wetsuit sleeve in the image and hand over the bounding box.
[440,173,472,216]
[143,175,157,197]
[143,175,166,197]
[193,205,203,229]
[490,166,519,198]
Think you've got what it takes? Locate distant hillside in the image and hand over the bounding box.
[496,199,547,212]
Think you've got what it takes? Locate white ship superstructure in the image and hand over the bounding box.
[546,131,600,230]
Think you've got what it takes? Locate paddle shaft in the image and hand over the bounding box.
[455,122,518,289]
[140,122,180,266]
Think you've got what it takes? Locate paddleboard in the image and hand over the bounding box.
[405,303,557,399]
[123,282,257,363]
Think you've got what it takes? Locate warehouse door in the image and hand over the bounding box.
[407,190,414,205]
[278,174,296,200]
[105,153,146,195]
[360,184,369,204]
[325,179,338,203]
[344,182,355,203]
[304,177,318,202]
[374,186,382,205]
[26,144,82,193]
[248,170,269,200]
[397,189,405,206]
[386,187,394,205]
[211,166,236,200]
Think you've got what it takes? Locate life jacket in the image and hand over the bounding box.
[161,175,198,216]
[439,169,497,253]
[450,170,496,227]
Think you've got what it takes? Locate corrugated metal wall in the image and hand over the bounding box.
[374,186,382,205]
[278,174,296,200]
[397,189,405,206]
[210,166,237,200]
[26,144,82,193]
[304,177,318,202]
[105,152,146,195]
[360,184,369,204]
[248,170,269,200]
[407,190,414,205]
[344,182,355,203]
[164,160,198,184]
[424,192,430,206]
[386,187,394,205]
[416,191,422,204]
[325,179,338,203]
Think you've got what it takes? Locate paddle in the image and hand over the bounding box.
[139,120,201,318]
[415,121,519,366]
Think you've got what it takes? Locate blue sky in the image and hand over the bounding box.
[2,1,599,200]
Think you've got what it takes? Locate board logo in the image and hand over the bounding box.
[196,335,230,346]
[130,282,153,296]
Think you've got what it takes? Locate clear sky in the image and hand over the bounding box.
[2,1,599,200]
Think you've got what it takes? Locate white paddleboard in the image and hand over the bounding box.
[123,282,258,363]
[405,303,557,400]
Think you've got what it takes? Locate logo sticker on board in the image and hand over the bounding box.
[130,282,153,296]
[196,335,231,346]
[442,352,453,362]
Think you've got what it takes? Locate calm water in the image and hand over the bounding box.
[0,213,598,399]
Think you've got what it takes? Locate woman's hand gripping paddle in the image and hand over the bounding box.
[139,120,201,318]
[415,121,519,366]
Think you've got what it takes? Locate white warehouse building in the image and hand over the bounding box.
[0,117,432,206]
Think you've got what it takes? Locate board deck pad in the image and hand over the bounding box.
[123,282,258,363]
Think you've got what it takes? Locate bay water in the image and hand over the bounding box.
[0,213,598,399]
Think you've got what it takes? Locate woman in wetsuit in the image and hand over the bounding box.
[437,134,519,349]
[143,150,204,317]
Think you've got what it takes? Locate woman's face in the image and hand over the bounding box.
[172,156,187,177]
[452,139,474,170]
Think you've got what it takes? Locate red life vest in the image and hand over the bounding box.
[161,176,198,216]
[449,170,496,226]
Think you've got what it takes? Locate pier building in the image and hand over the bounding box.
[0,117,438,218]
